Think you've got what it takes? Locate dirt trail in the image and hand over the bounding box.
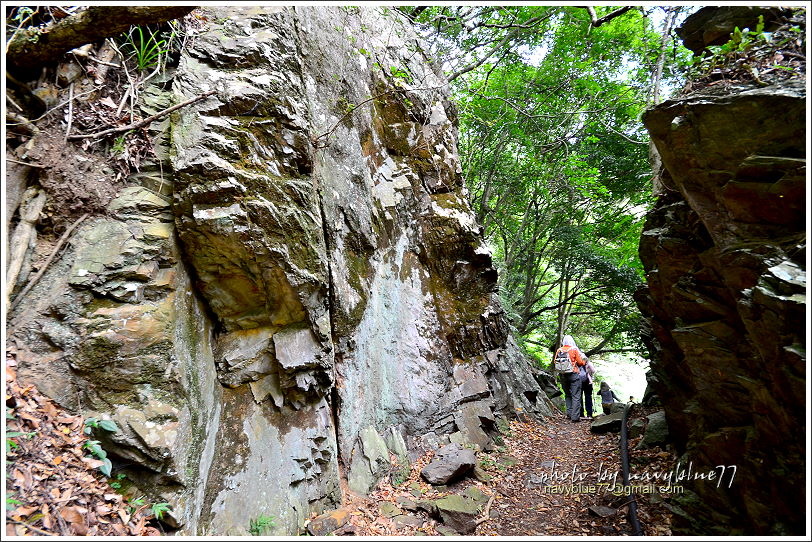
[334,414,647,536]
[477,416,632,536]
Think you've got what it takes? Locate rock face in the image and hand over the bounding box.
[675,6,792,55]
[589,411,624,434]
[637,11,806,535]
[7,6,551,535]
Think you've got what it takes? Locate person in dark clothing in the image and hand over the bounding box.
[598,381,621,415]
[579,357,596,419]
[554,335,587,422]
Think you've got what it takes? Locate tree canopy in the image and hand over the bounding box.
[402,5,693,361]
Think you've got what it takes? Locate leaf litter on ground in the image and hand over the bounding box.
[5,353,161,536]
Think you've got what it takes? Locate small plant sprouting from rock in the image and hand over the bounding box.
[84,417,120,435]
[336,96,356,115]
[391,462,411,486]
[127,496,146,515]
[109,472,127,490]
[389,65,413,83]
[249,515,276,536]
[83,440,113,477]
[151,501,172,521]
[82,417,119,477]
[122,25,168,72]
[111,133,128,156]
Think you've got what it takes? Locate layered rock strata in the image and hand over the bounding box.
[7,6,552,535]
[637,30,806,537]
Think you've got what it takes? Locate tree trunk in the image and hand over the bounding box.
[6,6,196,76]
[651,7,680,105]
[6,187,46,296]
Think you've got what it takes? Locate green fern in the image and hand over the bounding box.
[249,515,276,536]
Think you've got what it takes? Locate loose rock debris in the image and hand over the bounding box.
[7,352,675,537]
[319,414,675,536]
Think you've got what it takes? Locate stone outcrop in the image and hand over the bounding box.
[434,487,489,535]
[6,6,552,535]
[420,443,476,485]
[589,411,624,434]
[675,6,793,55]
[636,8,805,535]
[635,411,669,450]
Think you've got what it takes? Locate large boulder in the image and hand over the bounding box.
[306,509,350,536]
[637,411,669,450]
[434,494,481,534]
[590,411,624,434]
[420,443,476,485]
[675,6,793,55]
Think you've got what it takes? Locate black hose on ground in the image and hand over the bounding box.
[620,402,644,536]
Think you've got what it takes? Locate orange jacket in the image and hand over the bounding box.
[556,345,586,372]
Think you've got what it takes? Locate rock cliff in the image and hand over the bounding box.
[636,8,806,535]
[6,7,552,535]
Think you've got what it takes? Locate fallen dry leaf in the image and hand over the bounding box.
[60,506,85,525]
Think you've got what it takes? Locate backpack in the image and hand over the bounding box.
[554,347,574,374]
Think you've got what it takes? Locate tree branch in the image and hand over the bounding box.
[67,90,215,141]
[583,6,635,28]
[447,14,548,82]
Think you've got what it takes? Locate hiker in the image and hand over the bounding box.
[553,335,587,422]
[598,381,621,415]
[579,356,596,419]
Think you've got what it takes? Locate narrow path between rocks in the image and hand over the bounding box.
[320,414,659,536]
[477,416,631,536]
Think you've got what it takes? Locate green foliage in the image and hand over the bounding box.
[84,417,120,435]
[336,96,355,115]
[9,6,34,22]
[479,456,499,470]
[412,5,679,356]
[249,515,276,536]
[83,440,113,477]
[122,25,168,72]
[126,496,146,516]
[389,65,412,82]
[81,416,119,477]
[109,472,127,490]
[6,431,35,453]
[391,462,411,486]
[6,408,35,453]
[111,135,127,156]
[151,502,172,520]
[7,496,24,510]
[690,15,769,75]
